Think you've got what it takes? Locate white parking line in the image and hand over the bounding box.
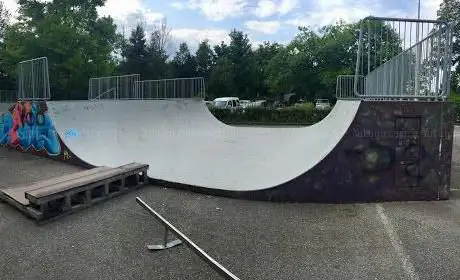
[376,204,420,280]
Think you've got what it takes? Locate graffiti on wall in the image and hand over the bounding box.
[0,101,61,155]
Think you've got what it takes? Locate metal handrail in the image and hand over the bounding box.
[136,197,241,280]
[92,88,115,100]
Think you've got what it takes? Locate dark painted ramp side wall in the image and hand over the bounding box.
[251,100,455,202]
[0,101,90,168]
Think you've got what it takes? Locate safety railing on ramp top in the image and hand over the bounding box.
[351,16,453,100]
[88,74,140,100]
[135,77,206,99]
[17,57,51,100]
[136,197,240,280]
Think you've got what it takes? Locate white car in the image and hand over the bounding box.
[213,97,241,110]
[315,99,331,110]
[239,100,251,109]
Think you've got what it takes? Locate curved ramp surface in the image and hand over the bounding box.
[46,99,360,192]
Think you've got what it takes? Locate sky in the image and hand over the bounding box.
[2,0,444,53]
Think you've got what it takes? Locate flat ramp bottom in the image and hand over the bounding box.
[0,163,149,223]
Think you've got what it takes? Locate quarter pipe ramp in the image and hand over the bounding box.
[46,99,360,192]
[0,99,455,202]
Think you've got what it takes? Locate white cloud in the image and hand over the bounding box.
[245,20,281,34]
[186,0,248,21]
[253,0,298,18]
[285,0,375,28]
[97,0,164,24]
[278,0,298,15]
[284,0,443,29]
[253,0,277,18]
[420,0,442,20]
[171,2,185,10]
[2,0,18,14]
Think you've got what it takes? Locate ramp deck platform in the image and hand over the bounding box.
[0,162,148,222]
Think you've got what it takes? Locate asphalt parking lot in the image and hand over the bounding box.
[0,139,459,280]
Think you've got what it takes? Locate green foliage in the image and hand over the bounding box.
[448,91,460,122]
[0,0,457,104]
[209,105,332,125]
[438,0,459,77]
[118,24,149,79]
[171,42,196,78]
[195,39,214,79]
[2,0,118,99]
[0,1,12,88]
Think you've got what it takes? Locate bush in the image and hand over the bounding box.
[448,92,460,123]
[209,105,332,125]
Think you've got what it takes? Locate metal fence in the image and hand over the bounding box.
[88,74,140,100]
[353,17,452,100]
[17,57,51,100]
[336,75,364,99]
[0,90,17,102]
[135,77,206,99]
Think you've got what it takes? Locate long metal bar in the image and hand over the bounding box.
[136,197,241,280]
[364,16,447,24]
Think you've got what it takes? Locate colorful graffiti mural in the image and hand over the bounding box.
[0,101,61,155]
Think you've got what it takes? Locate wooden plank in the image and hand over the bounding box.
[16,167,111,191]
[1,185,41,206]
[0,167,111,206]
[118,162,149,172]
[25,168,129,202]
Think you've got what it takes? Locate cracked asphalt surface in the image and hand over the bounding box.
[0,130,459,280]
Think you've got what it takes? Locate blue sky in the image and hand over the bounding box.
[3,0,443,52]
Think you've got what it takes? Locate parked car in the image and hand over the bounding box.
[239,100,251,109]
[315,99,331,110]
[213,97,241,111]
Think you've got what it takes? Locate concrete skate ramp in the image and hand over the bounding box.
[46,99,360,192]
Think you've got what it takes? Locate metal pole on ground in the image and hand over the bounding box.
[136,197,241,280]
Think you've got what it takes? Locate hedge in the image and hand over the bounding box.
[447,92,460,123]
[209,103,332,125]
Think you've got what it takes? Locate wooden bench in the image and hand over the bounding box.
[1,167,112,206]
[1,163,149,222]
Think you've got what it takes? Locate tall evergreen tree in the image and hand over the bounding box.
[171,42,196,78]
[195,40,214,79]
[120,24,149,78]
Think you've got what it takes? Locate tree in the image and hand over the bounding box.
[253,42,283,97]
[146,18,171,79]
[265,20,404,101]
[2,0,119,99]
[227,30,257,98]
[171,42,196,78]
[265,47,294,95]
[0,1,13,88]
[0,0,9,41]
[208,57,237,99]
[437,0,460,89]
[195,40,214,79]
[119,24,150,78]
